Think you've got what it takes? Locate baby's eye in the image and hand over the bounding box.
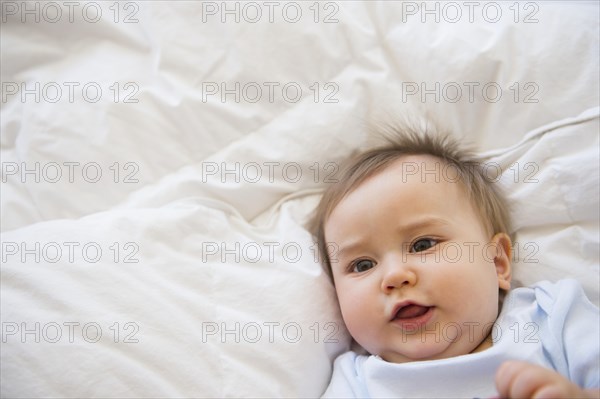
[351,259,375,273]
[411,238,437,253]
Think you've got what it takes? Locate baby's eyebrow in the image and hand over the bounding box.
[336,240,363,260]
[394,216,450,235]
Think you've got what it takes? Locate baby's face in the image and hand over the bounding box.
[325,155,511,363]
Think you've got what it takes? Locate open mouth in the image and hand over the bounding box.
[390,302,434,328]
[393,304,431,320]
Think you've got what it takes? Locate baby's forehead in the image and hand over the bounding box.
[325,152,489,235]
[323,151,480,226]
[363,153,464,189]
[332,153,468,211]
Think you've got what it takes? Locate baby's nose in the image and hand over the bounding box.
[380,261,417,292]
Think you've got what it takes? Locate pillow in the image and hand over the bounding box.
[1,197,350,397]
[486,107,600,305]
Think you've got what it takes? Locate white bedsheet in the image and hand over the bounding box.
[1,1,598,397]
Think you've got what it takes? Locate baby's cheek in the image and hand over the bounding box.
[337,293,364,328]
[338,299,376,346]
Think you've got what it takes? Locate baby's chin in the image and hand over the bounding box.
[376,340,473,364]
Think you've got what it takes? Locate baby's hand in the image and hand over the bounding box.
[494,360,599,399]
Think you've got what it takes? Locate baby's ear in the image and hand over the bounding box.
[491,233,512,290]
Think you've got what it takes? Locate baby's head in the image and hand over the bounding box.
[309,129,513,363]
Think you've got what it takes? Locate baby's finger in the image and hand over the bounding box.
[495,360,553,398]
[531,384,566,399]
[495,360,528,397]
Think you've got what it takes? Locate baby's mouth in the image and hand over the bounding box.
[391,303,432,321]
[394,304,429,319]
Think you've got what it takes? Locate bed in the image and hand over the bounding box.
[1,1,598,397]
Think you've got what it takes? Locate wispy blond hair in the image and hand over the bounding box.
[307,125,512,279]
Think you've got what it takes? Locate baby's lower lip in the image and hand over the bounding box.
[390,306,434,330]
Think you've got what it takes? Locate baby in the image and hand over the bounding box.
[309,129,599,398]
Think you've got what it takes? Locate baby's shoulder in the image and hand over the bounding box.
[502,279,598,336]
[508,279,593,311]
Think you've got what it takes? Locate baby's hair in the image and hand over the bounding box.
[308,125,513,279]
